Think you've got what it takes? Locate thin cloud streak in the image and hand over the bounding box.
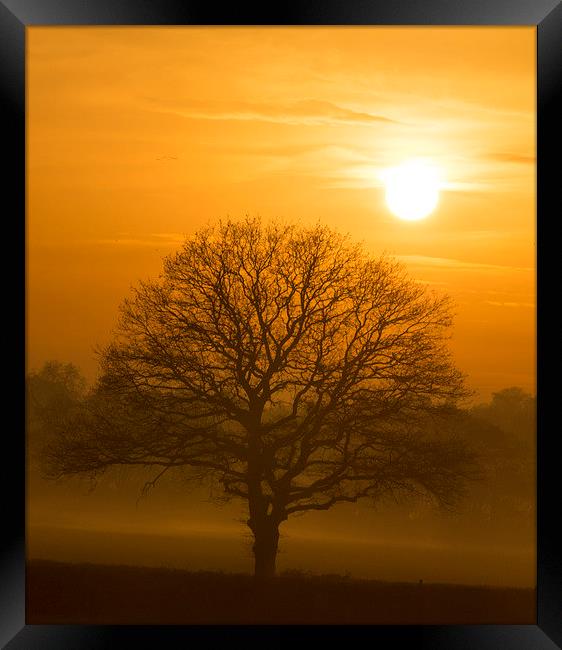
[85,233,186,248]
[398,255,533,274]
[484,152,536,164]
[485,301,535,308]
[143,97,399,126]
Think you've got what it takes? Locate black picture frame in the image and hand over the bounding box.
[2,0,560,647]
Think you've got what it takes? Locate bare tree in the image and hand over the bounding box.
[47,218,476,578]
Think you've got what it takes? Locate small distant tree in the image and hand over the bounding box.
[472,387,535,445]
[27,361,86,467]
[469,388,535,528]
[47,219,477,578]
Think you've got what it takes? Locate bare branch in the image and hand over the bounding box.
[46,218,477,562]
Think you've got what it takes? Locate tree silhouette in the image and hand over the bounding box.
[27,361,86,469]
[46,219,477,578]
[468,389,535,528]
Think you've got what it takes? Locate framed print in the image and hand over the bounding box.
[1,0,560,647]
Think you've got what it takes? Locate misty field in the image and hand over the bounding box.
[27,522,535,587]
[27,559,534,625]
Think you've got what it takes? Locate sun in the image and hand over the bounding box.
[381,159,442,221]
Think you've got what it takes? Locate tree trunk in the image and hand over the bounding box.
[250,518,280,579]
[245,441,283,578]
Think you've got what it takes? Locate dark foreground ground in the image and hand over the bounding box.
[27,560,535,624]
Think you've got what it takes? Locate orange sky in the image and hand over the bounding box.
[27,27,536,401]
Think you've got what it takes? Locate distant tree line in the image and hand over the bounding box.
[27,361,535,537]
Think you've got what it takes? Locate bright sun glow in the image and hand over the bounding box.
[382,159,442,221]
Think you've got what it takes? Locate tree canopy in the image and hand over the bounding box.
[46,219,477,576]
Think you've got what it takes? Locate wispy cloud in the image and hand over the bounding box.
[485,300,535,308]
[398,255,533,273]
[143,97,398,126]
[90,233,186,248]
[485,152,536,164]
[220,143,332,158]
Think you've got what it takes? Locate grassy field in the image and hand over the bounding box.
[27,523,535,587]
[26,560,535,625]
